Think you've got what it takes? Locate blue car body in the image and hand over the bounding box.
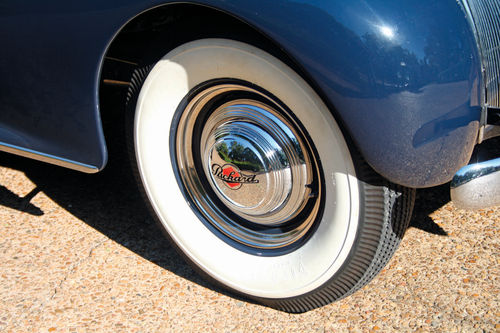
[0,0,484,187]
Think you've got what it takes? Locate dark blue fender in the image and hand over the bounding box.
[0,0,481,187]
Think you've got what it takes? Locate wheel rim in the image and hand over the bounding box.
[174,82,323,251]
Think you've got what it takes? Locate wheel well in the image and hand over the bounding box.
[98,3,356,172]
[109,5,292,62]
[99,5,298,153]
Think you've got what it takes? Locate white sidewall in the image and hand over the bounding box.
[134,39,360,298]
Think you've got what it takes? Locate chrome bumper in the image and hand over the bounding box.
[450,157,500,210]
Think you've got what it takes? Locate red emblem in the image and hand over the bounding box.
[222,166,241,189]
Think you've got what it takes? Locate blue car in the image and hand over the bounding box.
[1,0,498,312]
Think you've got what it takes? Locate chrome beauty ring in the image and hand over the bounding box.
[174,82,322,250]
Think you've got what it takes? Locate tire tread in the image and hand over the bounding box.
[262,154,415,312]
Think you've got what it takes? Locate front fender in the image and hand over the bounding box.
[216,0,481,187]
[0,0,480,186]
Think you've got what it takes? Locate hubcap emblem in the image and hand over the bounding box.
[211,163,259,190]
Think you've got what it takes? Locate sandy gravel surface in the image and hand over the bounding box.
[0,152,498,332]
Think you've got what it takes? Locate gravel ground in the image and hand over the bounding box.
[0,151,498,332]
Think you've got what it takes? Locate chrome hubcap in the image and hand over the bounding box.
[174,82,322,250]
[202,102,312,225]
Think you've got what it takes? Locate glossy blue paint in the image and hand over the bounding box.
[224,0,481,187]
[0,0,481,186]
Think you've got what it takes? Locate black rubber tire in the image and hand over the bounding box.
[125,39,415,313]
[264,161,415,312]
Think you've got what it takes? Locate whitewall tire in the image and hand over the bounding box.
[127,39,415,312]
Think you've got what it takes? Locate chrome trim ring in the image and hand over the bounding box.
[174,82,322,251]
